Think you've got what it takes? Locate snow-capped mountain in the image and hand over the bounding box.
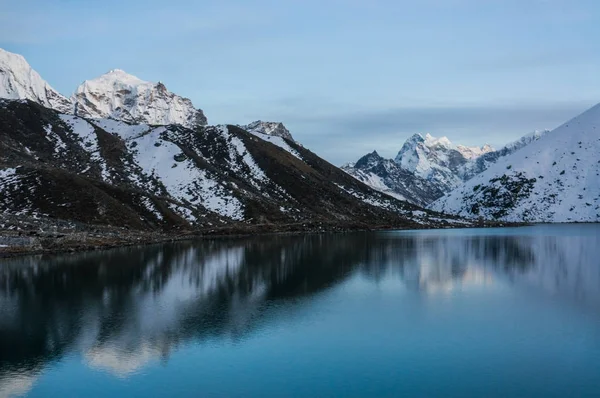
[72,69,207,128]
[341,151,446,207]
[344,133,494,204]
[344,131,547,205]
[0,48,71,113]
[395,133,494,191]
[430,103,600,222]
[0,99,471,233]
[240,120,295,141]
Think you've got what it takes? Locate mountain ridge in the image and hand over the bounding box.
[430,103,600,222]
[344,131,548,205]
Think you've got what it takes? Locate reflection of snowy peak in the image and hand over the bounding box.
[431,103,600,222]
[0,48,71,113]
[72,69,207,128]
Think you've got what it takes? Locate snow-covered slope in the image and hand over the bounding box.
[430,103,600,222]
[240,120,294,141]
[72,69,207,128]
[459,130,550,180]
[0,48,71,113]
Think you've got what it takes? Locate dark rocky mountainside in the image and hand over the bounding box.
[0,100,470,240]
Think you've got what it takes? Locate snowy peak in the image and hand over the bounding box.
[355,150,384,169]
[424,133,453,149]
[72,69,207,128]
[456,143,494,159]
[394,133,467,182]
[0,48,71,113]
[240,120,295,141]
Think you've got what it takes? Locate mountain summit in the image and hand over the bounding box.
[72,69,207,128]
[0,48,71,113]
[240,121,295,141]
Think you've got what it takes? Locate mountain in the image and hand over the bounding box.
[240,120,295,141]
[0,99,471,237]
[0,48,208,129]
[343,133,493,205]
[341,151,445,207]
[0,48,71,113]
[430,103,600,222]
[72,69,207,128]
[394,133,494,192]
[344,131,547,205]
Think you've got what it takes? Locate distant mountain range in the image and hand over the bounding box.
[343,131,548,206]
[1,46,598,226]
[0,48,470,233]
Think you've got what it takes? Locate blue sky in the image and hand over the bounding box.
[1,0,599,164]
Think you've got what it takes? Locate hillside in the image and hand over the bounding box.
[430,103,600,222]
[0,99,472,245]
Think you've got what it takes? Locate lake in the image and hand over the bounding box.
[1,225,600,397]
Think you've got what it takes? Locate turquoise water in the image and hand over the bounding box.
[1,225,600,397]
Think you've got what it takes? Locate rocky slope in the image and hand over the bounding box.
[430,103,600,222]
[0,48,71,113]
[240,120,295,141]
[344,132,547,205]
[341,151,445,207]
[72,69,207,128]
[0,99,472,237]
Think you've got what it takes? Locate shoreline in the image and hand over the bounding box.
[0,219,525,259]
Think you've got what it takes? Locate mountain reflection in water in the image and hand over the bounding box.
[0,225,599,396]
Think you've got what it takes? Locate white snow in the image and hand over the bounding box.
[0,48,71,113]
[250,132,303,160]
[431,102,600,222]
[72,69,206,128]
[456,143,494,160]
[59,114,110,180]
[128,127,244,220]
[43,124,67,153]
[217,126,269,184]
[91,118,151,139]
[241,120,295,141]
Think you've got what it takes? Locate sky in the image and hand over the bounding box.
[1,0,599,165]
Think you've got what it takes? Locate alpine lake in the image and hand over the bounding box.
[1,224,600,397]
